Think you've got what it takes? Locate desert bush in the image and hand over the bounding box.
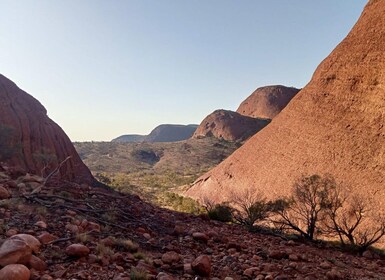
[33,148,57,176]
[323,187,385,252]
[133,252,147,260]
[230,189,275,230]
[113,238,139,253]
[0,124,20,161]
[94,172,112,185]
[96,243,114,258]
[163,192,204,214]
[76,232,91,243]
[273,174,336,240]
[202,198,233,222]
[130,268,148,280]
[208,204,233,222]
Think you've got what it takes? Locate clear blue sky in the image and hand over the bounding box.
[0,1,367,141]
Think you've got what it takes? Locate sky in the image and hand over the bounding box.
[0,1,367,141]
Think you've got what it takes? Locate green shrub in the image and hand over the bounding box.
[113,238,139,253]
[207,204,233,222]
[130,268,148,280]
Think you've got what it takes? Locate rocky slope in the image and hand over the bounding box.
[1,167,385,279]
[193,110,270,142]
[0,74,94,184]
[186,0,385,204]
[113,124,198,143]
[236,85,300,119]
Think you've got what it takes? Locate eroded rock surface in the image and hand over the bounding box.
[236,85,300,119]
[186,0,385,204]
[193,110,270,142]
[0,74,94,184]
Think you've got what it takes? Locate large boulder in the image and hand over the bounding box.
[192,110,270,142]
[0,234,41,267]
[186,0,385,204]
[0,264,30,280]
[236,85,300,119]
[0,74,94,184]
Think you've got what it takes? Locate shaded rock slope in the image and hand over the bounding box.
[193,110,270,142]
[186,0,385,203]
[236,85,300,119]
[1,168,385,279]
[113,124,198,143]
[0,74,94,184]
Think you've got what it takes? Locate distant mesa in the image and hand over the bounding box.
[236,85,300,119]
[112,134,146,143]
[186,0,385,204]
[0,74,95,184]
[112,124,198,143]
[192,110,270,142]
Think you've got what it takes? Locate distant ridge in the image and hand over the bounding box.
[112,124,198,143]
[112,134,146,143]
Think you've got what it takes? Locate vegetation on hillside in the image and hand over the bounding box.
[202,174,385,252]
[74,138,238,213]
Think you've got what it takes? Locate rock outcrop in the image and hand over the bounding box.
[192,110,270,142]
[236,85,300,119]
[186,0,385,203]
[0,74,94,184]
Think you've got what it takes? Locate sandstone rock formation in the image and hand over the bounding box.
[236,85,300,119]
[192,110,270,142]
[186,0,385,203]
[0,74,94,184]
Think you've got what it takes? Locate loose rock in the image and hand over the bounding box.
[0,264,30,280]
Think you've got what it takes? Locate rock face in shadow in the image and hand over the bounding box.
[236,85,300,119]
[186,0,385,203]
[192,110,270,142]
[0,74,94,184]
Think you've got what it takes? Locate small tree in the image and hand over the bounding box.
[273,174,336,240]
[231,188,273,230]
[33,148,57,176]
[324,188,385,251]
